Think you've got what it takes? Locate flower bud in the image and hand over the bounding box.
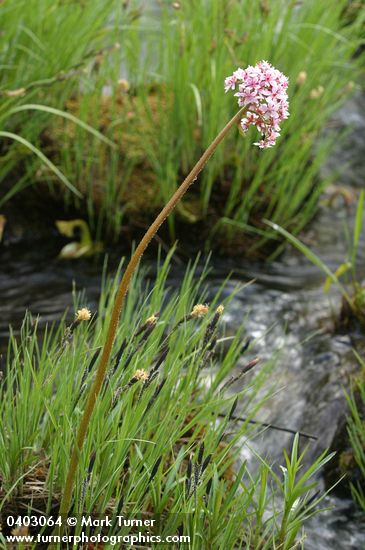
[296,71,307,85]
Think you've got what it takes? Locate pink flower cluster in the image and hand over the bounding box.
[224,61,289,149]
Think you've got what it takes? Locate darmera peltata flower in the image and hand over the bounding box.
[225,60,289,149]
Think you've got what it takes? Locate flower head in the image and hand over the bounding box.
[296,71,307,85]
[75,308,91,322]
[133,369,149,382]
[145,314,158,326]
[190,304,209,318]
[309,85,324,99]
[118,78,130,93]
[225,61,289,148]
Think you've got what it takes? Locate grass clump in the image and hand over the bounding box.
[48,0,365,251]
[345,355,365,511]
[1,1,364,255]
[269,190,365,327]
[0,255,332,548]
[0,0,122,205]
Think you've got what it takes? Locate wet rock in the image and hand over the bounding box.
[320,92,365,189]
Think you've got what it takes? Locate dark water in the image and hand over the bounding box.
[1,93,365,548]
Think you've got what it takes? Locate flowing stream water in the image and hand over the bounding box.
[1,18,365,544]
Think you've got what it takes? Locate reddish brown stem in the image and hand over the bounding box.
[58,105,246,518]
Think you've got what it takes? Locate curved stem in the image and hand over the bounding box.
[58,105,246,518]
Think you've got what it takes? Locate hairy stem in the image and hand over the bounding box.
[58,105,246,518]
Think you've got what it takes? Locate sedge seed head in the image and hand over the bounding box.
[224,60,289,149]
[118,79,130,92]
[191,304,209,318]
[75,308,92,322]
[310,85,324,99]
[134,369,149,381]
[296,71,307,85]
[146,314,158,326]
[5,87,26,98]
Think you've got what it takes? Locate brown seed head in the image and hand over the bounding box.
[296,71,307,85]
[310,85,324,99]
[5,87,26,98]
[118,79,130,93]
[345,81,355,93]
[146,314,158,326]
[191,304,209,318]
[134,369,149,381]
[11,525,29,537]
[75,308,92,322]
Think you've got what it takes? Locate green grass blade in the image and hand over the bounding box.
[266,220,353,305]
[0,131,82,198]
[353,190,364,252]
[6,104,116,148]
